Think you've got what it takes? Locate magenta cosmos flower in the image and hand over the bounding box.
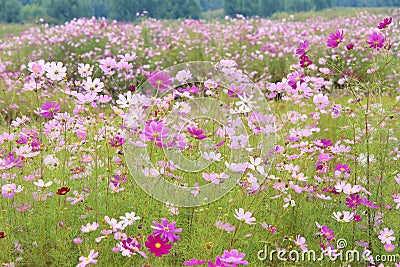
[145,235,172,257]
[40,101,60,119]
[148,71,173,92]
[144,120,169,141]
[151,218,182,242]
[183,259,206,266]
[187,126,207,140]
[367,32,385,49]
[335,163,351,173]
[220,249,248,266]
[346,194,361,209]
[378,17,392,29]
[327,30,344,48]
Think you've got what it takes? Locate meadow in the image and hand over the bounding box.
[0,8,399,267]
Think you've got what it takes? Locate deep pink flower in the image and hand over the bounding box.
[334,164,351,173]
[40,101,60,119]
[187,126,207,140]
[321,225,335,241]
[151,218,182,243]
[327,30,344,48]
[145,235,172,257]
[367,32,385,49]
[346,194,361,209]
[378,17,392,29]
[208,256,227,267]
[296,40,309,56]
[148,71,173,92]
[184,259,207,266]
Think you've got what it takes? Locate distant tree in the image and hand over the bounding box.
[90,0,108,18]
[0,0,22,23]
[42,0,91,22]
[107,0,140,21]
[200,0,223,11]
[258,0,284,17]
[169,0,202,19]
[21,4,47,22]
[314,0,332,10]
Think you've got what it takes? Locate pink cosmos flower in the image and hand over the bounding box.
[215,221,235,233]
[28,60,46,77]
[148,71,173,92]
[220,249,248,266]
[151,218,182,243]
[40,101,60,119]
[313,94,329,109]
[81,222,99,233]
[66,190,86,205]
[294,235,308,251]
[77,250,98,267]
[144,120,169,142]
[98,57,117,75]
[367,32,385,49]
[384,243,395,252]
[378,228,395,244]
[327,30,344,48]
[234,208,256,225]
[2,184,17,198]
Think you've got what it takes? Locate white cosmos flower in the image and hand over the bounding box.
[333,210,354,222]
[33,179,53,188]
[115,212,140,230]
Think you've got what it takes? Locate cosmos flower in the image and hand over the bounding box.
[377,17,392,29]
[145,235,172,257]
[81,222,99,233]
[148,71,173,92]
[44,61,67,81]
[378,228,395,244]
[151,218,182,243]
[367,32,385,49]
[77,250,98,267]
[234,208,256,225]
[220,249,248,266]
[327,30,344,48]
[40,101,60,119]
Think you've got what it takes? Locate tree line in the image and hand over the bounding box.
[0,0,398,24]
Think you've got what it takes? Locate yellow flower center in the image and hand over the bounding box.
[155,243,161,248]
[164,227,169,232]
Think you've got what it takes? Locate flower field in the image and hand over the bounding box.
[0,10,400,267]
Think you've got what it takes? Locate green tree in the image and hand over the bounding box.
[314,0,332,10]
[42,0,91,22]
[169,0,202,19]
[0,0,22,23]
[21,4,47,22]
[107,0,140,21]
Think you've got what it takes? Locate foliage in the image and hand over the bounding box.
[0,0,22,23]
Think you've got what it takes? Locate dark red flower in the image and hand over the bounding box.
[56,187,70,195]
[0,232,5,238]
